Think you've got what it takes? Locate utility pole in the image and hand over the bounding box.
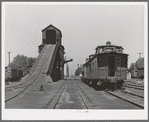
[7,52,11,67]
[137,53,143,59]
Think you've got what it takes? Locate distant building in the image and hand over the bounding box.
[129,58,144,79]
[127,70,131,79]
[136,58,144,79]
[129,63,137,78]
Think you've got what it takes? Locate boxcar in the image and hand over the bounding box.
[5,67,23,81]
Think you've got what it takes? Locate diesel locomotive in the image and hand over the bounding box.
[82,41,128,90]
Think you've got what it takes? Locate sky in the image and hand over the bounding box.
[3,2,146,75]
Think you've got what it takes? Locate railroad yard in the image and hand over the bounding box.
[4,4,149,122]
[3,3,148,121]
[5,78,144,109]
[5,24,145,110]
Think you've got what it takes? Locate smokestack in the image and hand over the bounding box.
[77,64,79,68]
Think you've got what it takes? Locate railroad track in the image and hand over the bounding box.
[79,80,144,109]
[5,80,38,103]
[5,84,30,102]
[5,84,27,93]
[5,70,43,103]
[122,84,144,90]
[48,80,89,109]
[5,50,50,103]
[73,80,89,109]
[120,90,144,98]
[130,82,144,85]
[124,83,144,87]
[105,90,144,109]
[47,80,67,109]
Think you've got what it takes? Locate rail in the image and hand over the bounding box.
[73,80,89,109]
[122,84,144,90]
[48,80,89,109]
[121,90,144,98]
[47,81,67,109]
[5,45,58,103]
[105,90,144,109]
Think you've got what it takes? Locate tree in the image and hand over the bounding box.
[129,63,136,70]
[10,54,36,70]
[75,67,84,76]
[135,58,144,69]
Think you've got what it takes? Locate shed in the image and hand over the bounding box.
[42,24,62,45]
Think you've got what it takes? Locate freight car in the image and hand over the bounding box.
[5,67,24,81]
[82,41,128,90]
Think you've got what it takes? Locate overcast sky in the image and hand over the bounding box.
[3,2,146,75]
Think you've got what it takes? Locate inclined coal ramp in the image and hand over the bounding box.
[21,44,57,86]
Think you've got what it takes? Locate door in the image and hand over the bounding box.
[46,30,56,44]
[109,56,116,76]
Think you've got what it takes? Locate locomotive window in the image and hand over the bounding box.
[97,55,108,67]
[121,56,127,68]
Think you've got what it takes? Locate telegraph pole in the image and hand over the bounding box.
[7,52,11,67]
[137,53,143,59]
